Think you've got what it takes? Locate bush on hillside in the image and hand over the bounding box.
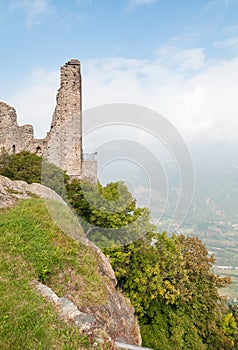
[0,150,69,196]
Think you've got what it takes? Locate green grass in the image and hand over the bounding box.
[0,198,108,349]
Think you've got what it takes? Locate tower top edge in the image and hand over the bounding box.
[65,59,80,66]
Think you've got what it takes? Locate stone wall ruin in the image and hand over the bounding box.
[0,59,97,184]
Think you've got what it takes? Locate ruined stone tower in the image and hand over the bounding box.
[0,59,97,183]
[45,59,83,177]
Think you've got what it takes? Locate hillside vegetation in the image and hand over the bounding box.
[0,198,101,349]
[1,151,238,349]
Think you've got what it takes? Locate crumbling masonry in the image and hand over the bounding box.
[0,59,97,183]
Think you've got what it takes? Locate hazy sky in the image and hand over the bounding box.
[1,0,238,142]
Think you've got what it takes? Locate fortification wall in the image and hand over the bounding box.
[0,102,42,155]
[0,60,97,183]
[82,160,97,184]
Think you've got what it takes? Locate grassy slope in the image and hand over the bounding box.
[0,198,107,350]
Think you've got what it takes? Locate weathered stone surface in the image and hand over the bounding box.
[0,102,44,155]
[36,282,59,303]
[0,175,64,208]
[36,283,95,332]
[36,282,144,348]
[44,60,83,177]
[81,280,142,345]
[0,59,97,183]
[82,160,97,184]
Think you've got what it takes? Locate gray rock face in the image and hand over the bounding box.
[0,60,97,183]
[82,281,142,345]
[36,282,145,348]
[0,175,64,208]
[36,283,95,332]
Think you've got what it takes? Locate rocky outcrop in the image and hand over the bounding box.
[81,278,142,345]
[0,175,141,346]
[0,175,64,208]
[35,282,95,331]
[35,282,146,350]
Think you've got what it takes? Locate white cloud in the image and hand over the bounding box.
[224,0,238,5]
[125,0,157,9]
[6,48,238,143]
[203,0,219,12]
[223,24,238,33]
[9,0,51,25]
[204,0,236,11]
[156,46,205,72]
[82,51,238,143]
[130,0,156,4]
[8,68,58,138]
[213,36,238,48]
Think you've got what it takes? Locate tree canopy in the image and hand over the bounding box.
[66,180,153,247]
[0,150,69,196]
[104,234,235,349]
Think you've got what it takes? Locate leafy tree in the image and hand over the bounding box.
[140,301,206,350]
[104,232,188,316]
[66,180,154,246]
[0,150,69,196]
[66,178,236,348]
[41,160,69,197]
[0,150,42,183]
[229,305,238,348]
[221,312,237,347]
[105,234,235,349]
[177,235,234,349]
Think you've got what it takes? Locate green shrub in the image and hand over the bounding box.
[0,150,69,196]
